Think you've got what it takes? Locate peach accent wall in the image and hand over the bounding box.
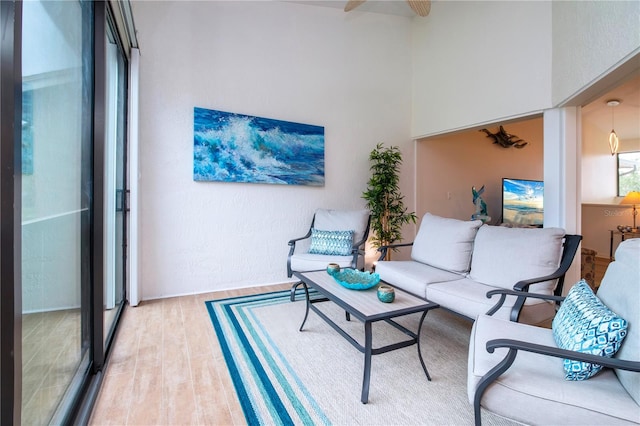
[416,117,544,224]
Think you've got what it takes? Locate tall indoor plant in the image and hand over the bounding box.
[362,143,417,260]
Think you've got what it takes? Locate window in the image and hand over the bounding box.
[618,151,640,196]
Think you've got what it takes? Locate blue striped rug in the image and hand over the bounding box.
[206,289,330,425]
[205,289,516,426]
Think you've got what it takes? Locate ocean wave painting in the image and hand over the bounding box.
[193,107,324,185]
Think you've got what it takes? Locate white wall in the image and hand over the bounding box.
[411,1,552,138]
[132,1,413,299]
[551,0,640,105]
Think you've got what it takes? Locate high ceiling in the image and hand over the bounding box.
[290,0,640,142]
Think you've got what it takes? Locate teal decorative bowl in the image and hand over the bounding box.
[330,268,381,290]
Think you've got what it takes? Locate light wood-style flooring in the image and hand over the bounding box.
[89,258,613,425]
[88,283,291,425]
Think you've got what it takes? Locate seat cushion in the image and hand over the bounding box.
[427,278,505,320]
[375,260,463,299]
[410,213,483,273]
[552,280,628,381]
[313,209,369,244]
[597,238,640,405]
[468,225,565,298]
[468,314,640,424]
[290,253,361,273]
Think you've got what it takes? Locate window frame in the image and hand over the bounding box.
[617,150,640,197]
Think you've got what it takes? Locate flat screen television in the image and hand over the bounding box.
[502,178,544,227]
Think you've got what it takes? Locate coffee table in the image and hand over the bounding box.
[293,270,439,404]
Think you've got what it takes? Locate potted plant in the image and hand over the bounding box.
[362,143,417,260]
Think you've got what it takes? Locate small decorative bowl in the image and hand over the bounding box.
[377,285,395,303]
[331,268,381,290]
[327,263,341,275]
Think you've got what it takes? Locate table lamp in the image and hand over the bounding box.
[621,191,640,232]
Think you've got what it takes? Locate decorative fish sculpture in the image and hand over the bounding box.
[480,126,528,149]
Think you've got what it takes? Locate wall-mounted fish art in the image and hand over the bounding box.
[194,107,325,186]
[480,126,528,149]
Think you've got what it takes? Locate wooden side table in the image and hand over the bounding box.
[609,230,640,259]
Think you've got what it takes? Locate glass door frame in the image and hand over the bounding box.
[0,1,130,423]
[0,1,23,423]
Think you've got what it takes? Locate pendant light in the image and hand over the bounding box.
[607,99,621,156]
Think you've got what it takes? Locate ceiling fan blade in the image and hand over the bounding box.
[407,0,431,17]
[344,0,367,12]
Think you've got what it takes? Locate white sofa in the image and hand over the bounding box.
[376,213,581,326]
[468,238,640,425]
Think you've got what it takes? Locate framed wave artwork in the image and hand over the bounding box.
[193,107,325,186]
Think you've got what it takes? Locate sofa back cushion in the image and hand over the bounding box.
[411,213,483,273]
[469,226,565,295]
[314,209,369,245]
[596,238,640,405]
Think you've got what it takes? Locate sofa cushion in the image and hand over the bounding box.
[427,278,508,320]
[313,209,369,244]
[411,213,483,273]
[468,314,640,424]
[596,238,640,405]
[552,280,628,380]
[468,226,565,298]
[290,253,362,272]
[375,260,463,299]
[308,228,354,256]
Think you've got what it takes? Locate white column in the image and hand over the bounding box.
[543,107,582,291]
[128,47,141,306]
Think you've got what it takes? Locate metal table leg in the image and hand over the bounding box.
[299,282,310,332]
[361,321,373,404]
[416,310,431,381]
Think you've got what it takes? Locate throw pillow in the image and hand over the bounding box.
[552,280,628,380]
[308,228,354,256]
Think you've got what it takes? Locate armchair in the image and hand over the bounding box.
[468,238,640,425]
[287,209,370,301]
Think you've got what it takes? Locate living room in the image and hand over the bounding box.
[5,1,638,424]
[129,0,639,302]
[87,1,640,424]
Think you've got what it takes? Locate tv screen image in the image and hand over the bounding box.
[502,178,544,227]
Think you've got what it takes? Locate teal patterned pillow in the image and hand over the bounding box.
[308,228,354,256]
[552,280,628,381]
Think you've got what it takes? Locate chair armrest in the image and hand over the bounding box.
[377,242,413,261]
[502,234,582,322]
[287,229,313,277]
[288,230,312,247]
[473,334,639,425]
[512,270,567,292]
[487,338,640,372]
[485,289,565,317]
[505,272,567,322]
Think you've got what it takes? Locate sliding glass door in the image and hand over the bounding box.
[104,11,127,349]
[21,1,92,423]
[0,1,131,423]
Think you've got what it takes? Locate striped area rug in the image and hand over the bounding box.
[205,289,516,425]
